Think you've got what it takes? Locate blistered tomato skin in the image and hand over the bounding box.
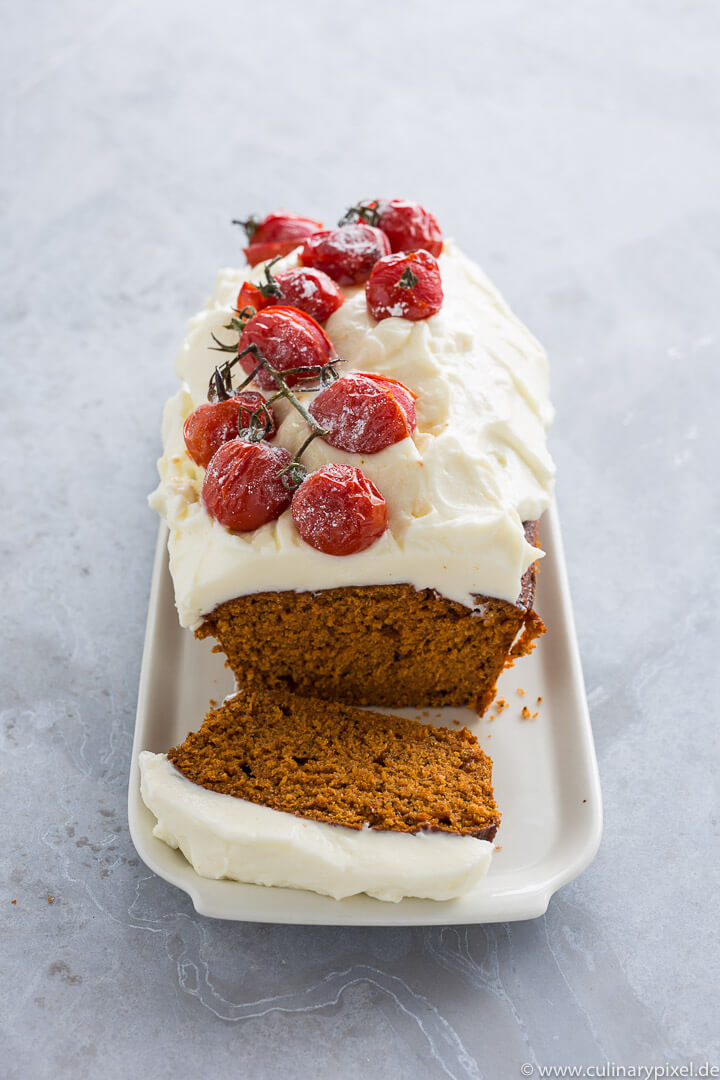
[202,440,293,532]
[243,212,324,267]
[300,225,391,285]
[238,306,337,390]
[273,268,344,322]
[183,393,276,468]
[292,464,388,556]
[237,268,344,324]
[366,250,443,322]
[309,373,417,454]
[376,199,443,257]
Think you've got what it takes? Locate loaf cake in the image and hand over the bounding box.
[143,199,555,901]
[150,201,555,712]
[139,688,500,901]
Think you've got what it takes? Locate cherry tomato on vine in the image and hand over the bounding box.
[365,250,443,322]
[309,372,417,454]
[300,224,391,285]
[291,464,388,556]
[183,391,277,468]
[237,280,273,314]
[202,439,293,532]
[237,267,344,323]
[238,306,338,391]
[374,199,443,257]
[238,211,324,267]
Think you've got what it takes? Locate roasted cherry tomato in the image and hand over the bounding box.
[300,224,391,285]
[237,266,344,323]
[238,211,324,267]
[183,391,277,468]
[365,250,443,322]
[374,199,443,257]
[291,464,388,556]
[202,439,292,532]
[238,306,338,391]
[237,280,274,314]
[309,372,417,454]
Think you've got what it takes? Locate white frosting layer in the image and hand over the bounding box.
[150,242,555,628]
[139,751,494,902]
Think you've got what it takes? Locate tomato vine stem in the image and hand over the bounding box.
[208,342,343,489]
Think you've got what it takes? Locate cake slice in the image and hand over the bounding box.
[139,688,501,902]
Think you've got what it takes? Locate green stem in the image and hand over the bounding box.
[338,199,381,228]
[207,342,338,486]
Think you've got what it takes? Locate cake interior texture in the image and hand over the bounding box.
[167,688,501,840]
[196,522,545,714]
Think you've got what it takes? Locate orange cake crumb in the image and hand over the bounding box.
[168,689,501,839]
[196,523,543,717]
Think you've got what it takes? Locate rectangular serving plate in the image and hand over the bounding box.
[128,500,602,925]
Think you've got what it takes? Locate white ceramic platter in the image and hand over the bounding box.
[128,501,602,925]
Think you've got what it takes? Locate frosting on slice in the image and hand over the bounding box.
[139,751,494,903]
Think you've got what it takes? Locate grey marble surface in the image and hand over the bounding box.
[2,2,719,1077]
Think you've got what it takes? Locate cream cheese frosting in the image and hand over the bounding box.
[150,242,555,628]
[139,750,494,902]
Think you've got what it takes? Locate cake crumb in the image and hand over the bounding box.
[516,688,525,696]
[11,899,17,905]
[48,895,54,904]
[168,689,501,838]
[536,695,543,704]
[494,845,502,851]
[495,697,508,711]
[521,706,532,720]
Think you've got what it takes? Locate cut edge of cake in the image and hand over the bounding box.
[196,522,545,715]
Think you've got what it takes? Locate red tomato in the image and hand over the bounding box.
[242,240,296,267]
[238,306,338,391]
[240,211,324,267]
[291,464,388,555]
[237,268,344,323]
[309,372,417,454]
[202,440,292,532]
[365,250,443,322]
[375,199,443,257]
[237,280,274,314]
[300,225,391,285]
[183,392,277,468]
[272,268,344,322]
